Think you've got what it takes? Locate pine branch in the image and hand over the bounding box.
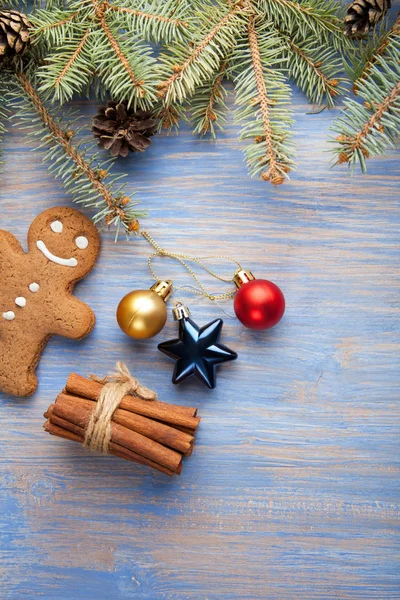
[0,91,8,179]
[246,16,291,183]
[95,3,141,86]
[96,26,157,109]
[288,39,342,106]
[32,9,80,43]
[331,39,400,170]
[55,28,91,86]
[157,102,185,131]
[157,0,250,105]
[191,60,229,137]
[0,105,6,149]
[261,0,346,45]
[32,0,160,107]
[353,13,400,92]
[32,5,96,101]
[274,26,344,106]
[9,71,145,235]
[37,26,93,103]
[232,14,294,184]
[106,0,190,43]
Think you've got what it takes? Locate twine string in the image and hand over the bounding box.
[84,362,157,454]
[141,230,242,302]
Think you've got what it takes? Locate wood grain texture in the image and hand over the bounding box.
[0,84,399,599]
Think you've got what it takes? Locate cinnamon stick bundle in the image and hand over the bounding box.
[43,372,200,476]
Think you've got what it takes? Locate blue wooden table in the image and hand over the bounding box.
[1,88,399,599]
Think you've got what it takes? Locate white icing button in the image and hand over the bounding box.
[50,220,63,233]
[15,297,26,308]
[75,236,89,250]
[29,282,40,293]
[3,311,15,321]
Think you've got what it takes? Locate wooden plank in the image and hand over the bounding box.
[0,87,399,599]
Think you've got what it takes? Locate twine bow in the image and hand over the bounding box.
[84,362,157,454]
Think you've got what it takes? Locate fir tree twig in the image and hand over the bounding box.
[11,71,145,235]
[105,2,189,42]
[31,0,166,107]
[157,0,250,104]
[33,9,80,38]
[0,98,8,179]
[191,60,229,137]
[54,27,92,93]
[353,13,400,93]
[261,0,345,43]
[248,15,281,181]
[331,38,400,171]
[233,13,294,183]
[157,103,184,130]
[283,34,343,106]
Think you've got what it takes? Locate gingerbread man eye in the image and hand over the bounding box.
[50,220,63,233]
[75,236,89,250]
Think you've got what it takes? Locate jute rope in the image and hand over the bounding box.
[83,362,157,454]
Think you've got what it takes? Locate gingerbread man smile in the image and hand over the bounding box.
[36,239,78,267]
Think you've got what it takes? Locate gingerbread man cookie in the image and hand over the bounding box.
[0,207,100,397]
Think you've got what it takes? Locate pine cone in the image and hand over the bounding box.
[0,10,31,59]
[92,101,158,158]
[344,0,391,37]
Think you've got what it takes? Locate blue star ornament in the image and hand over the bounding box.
[158,316,237,389]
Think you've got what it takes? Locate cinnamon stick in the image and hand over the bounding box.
[44,415,178,476]
[52,393,183,472]
[44,419,82,443]
[44,370,200,476]
[55,391,194,454]
[65,373,200,430]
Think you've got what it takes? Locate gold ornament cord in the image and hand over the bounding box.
[84,362,156,454]
[140,230,242,301]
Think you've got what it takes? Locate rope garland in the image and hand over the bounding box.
[83,362,157,454]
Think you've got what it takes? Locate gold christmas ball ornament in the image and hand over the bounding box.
[116,280,172,340]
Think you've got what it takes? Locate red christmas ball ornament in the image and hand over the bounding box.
[233,270,285,330]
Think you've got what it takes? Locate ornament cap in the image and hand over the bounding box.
[150,280,172,302]
[172,302,190,321]
[233,269,255,288]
